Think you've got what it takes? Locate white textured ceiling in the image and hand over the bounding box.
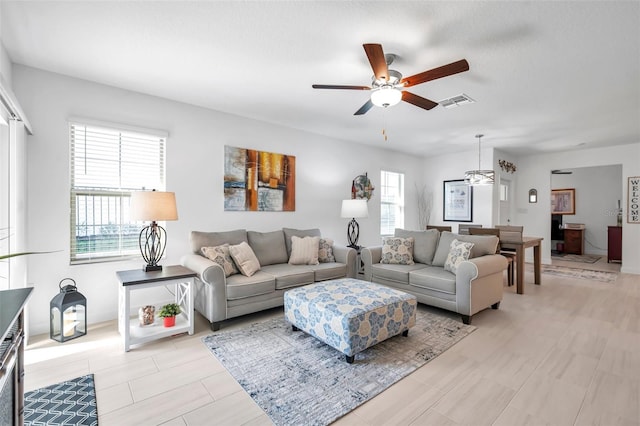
[1,1,639,157]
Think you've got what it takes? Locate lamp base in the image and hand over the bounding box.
[143,264,163,272]
[347,218,360,249]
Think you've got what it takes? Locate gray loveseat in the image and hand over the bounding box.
[181,228,356,331]
[362,229,508,324]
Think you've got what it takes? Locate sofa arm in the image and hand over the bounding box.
[333,244,357,278]
[180,254,228,323]
[455,254,508,315]
[361,246,382,281]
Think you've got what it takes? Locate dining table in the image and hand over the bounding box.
[500,236,544,294]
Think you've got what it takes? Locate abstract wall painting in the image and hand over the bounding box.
[224,146,296,211]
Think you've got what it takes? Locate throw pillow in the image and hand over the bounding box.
[201,244,239,277]
[288,236,320,265]
[318,238,335,263]
[444,239,475,273]
[229,241,261,277]
[380,237,415,265]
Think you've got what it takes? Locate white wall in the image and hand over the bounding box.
[13,65,426,335]
[514,145,640,273]
[551,165,622,255]
[423,147,496,231]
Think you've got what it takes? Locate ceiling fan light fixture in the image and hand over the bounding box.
[464,134,495,186]
[371,86,402,108]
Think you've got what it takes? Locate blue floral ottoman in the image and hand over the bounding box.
[284,278,417,363]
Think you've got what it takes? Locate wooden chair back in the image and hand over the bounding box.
[495,225,524,243]
[458,224,483,235]
[426,225,452,232]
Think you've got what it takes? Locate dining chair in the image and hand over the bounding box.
[426,225,452,232]
[458,224,482,235]
[470,227,515,286]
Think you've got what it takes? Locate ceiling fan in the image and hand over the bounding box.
[312,43,469,115]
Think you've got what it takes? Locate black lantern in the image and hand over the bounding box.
[50,278,87,342]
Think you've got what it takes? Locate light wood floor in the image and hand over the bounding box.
[24,258,639,425]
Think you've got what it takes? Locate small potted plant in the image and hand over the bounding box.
[158,303,181,327]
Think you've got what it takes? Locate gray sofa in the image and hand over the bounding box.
[362,229,508,324]
[180,228,356,331]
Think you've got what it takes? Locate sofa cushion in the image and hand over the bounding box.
[318,238,336,263]
[444,239,474,273]
[260,264,315,290]
[432,232,499,266]
[200,244,238,277]
[312,263,348,281]
[289,236,320,265]
[394,228,439,265]
[225,271,275,300]
[190,229,247,254]
[247,230,288,266]
[229,242,261,277]
[283,228,321,256]
[381,236,415,265]
[409,267,456,295]
[371,262,425,284]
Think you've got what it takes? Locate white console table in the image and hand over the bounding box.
[116,265,196,352]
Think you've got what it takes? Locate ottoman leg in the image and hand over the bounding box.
[345,355,355,364]
[402,330,409,337]
[292,325,299,331]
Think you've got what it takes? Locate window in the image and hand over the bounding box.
[380,170,405,236]
[69,121,166,263]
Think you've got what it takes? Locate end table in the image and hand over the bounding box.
[116,265,196,351]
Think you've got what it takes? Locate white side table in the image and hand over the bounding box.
[116,265,196,352]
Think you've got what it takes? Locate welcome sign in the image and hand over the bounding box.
[629,176,640,223]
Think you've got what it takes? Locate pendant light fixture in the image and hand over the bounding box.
[464,134,495,185]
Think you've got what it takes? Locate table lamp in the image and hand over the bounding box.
[130,190,178,272]
[341,199,368,249]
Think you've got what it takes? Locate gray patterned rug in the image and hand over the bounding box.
[203,307,475,426]
[540,264,617,283]
[551,253,601,263]
[24,374,98,425]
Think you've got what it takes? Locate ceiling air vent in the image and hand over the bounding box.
[439,93,475,109]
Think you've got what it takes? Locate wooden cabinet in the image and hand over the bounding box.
[563,228,584,255]
[608,226,622,263]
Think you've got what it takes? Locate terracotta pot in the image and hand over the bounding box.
[163,316,176,327]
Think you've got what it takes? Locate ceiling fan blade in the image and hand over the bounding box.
[312,84,371,90]
[363,43,389,82]
[400,59,470,88]
[401,91,439,110]
[354,99,374,115]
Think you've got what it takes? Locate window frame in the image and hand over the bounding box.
[69,119,167,264]
[380,170,405,237]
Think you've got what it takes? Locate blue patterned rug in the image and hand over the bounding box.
[24,374,98,426]
[203,307,475,426]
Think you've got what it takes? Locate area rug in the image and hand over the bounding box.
[540,264,617,283]
[551,253,601,263]
[24,374,98,426]
[203,308,474,426]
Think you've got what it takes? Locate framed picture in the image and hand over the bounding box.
[551,188,575,215]
[443,180,473,222]
[224,145,296,211]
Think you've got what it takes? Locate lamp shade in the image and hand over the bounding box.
[341,199,369,219]
[130,191,178,221]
